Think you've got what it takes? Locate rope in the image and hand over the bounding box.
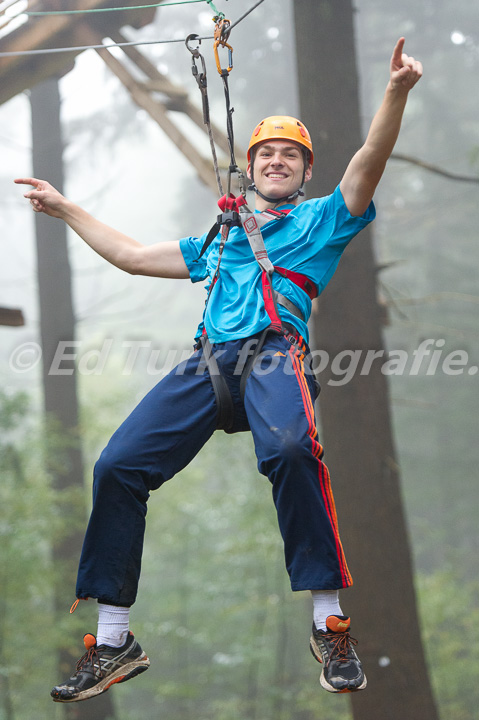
[220,70,241,196]
[186,34,224,195]
[23,0,206,16]
[187,11,247,200]
[205,0,224,17]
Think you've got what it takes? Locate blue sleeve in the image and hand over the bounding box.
[308,184,376,250]
[179,234,209,284]
[335,183,376,219]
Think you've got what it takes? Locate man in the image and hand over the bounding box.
[16,37,422,701]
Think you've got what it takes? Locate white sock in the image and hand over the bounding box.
[311,590,343,631]
[96,603,130,648]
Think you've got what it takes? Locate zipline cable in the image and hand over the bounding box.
[228,0,264,31]
[22,0,212,16]
[0,0,263,58]
[0,34,210,57]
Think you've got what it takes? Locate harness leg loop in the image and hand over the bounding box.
[199,335,235,432]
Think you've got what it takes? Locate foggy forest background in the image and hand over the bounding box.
[0,0,478,719]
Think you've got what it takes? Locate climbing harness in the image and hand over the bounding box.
[186,16,319,432]
[198,201,317,331]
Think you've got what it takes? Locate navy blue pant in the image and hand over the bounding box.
[76,332,352,606]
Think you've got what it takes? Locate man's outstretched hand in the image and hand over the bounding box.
[390,37,423,91]
[14,177,67,218]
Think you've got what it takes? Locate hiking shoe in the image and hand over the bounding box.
[51,631,150,703]
[310,615,367,693]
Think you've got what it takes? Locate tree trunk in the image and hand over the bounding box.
[30,78,115,720]
[292,2,439,718]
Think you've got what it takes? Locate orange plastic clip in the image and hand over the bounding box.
[70,597,88,614]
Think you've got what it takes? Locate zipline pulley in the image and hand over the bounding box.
[213,16,233,75]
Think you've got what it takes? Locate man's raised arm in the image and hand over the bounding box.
[340,37,423,217]
[14,178,190,279]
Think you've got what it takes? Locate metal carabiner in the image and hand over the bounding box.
[185,33,200,55]
[213,18,233,75]
[185,34,207,90]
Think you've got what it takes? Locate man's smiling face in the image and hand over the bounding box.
[248,139,312,206]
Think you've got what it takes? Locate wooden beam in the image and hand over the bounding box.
[76,23,222,194]
[0,1,247,191]
[110,29,247,167]
[0,0,156,105]
[0,307,25,326]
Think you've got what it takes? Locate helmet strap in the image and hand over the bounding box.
[248,183,304,205]
[248,165,306,206]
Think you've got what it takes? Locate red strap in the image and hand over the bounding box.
[274,266,318,300]
[235,195,247,209]
[261,271,283,332]
[219,195,291,217]
[218,193,248,212]
[262,207,292,219]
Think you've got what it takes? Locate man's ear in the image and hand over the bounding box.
[304,163,313,183]
[246,162,252,181]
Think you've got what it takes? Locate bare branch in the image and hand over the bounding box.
[391,153,479,184]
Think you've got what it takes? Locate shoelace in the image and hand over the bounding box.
[324,631,358,667]
[76,646,103,677]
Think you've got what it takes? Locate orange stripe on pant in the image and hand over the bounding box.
[288,344,353,588]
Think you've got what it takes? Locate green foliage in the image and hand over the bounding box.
[0,389,91,720]
[0,389,57,719]
[468,146,479,172]
[417,569,479,720]
[3,378,479,719]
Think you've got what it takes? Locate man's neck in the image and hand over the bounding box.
[254,196,299,212]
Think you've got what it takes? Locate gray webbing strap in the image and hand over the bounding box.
[275,292,304,321]
[238,206,305,322]
[238,207,275,274]
[199,335,235,432]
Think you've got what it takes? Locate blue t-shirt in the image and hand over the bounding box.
[180,185,375,344]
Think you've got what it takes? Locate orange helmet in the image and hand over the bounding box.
[247,115,314,166]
